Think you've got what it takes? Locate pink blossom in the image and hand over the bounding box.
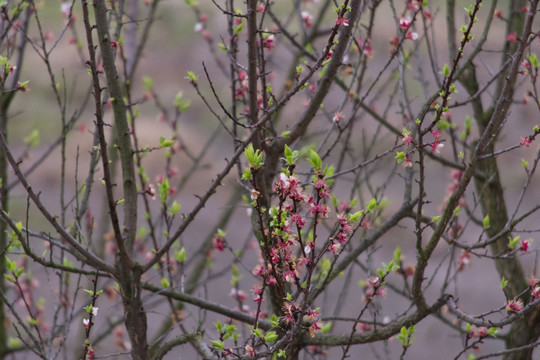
[308,203,330,218]
[494,10,503,18]
[402,133,413,145]
[213,236,226,252]
[432,130,441,140]
[520,137,532,147]
[531,286,540,300]
[338,201,349,213]
[407,1,420,12]
[402,156,413,168]
[301,11,313,28]
[194,23,204,33]
[290,213,306,227]
[333,111,344,123]
[146,184,156,200]
[470,326,488,339]
[329,241,341,255]
[405,31,418,41]
[61,2,72,17]
[230,288,247,301]
[399,17,412,29]
[335,16,349,27]
[457,250,470,271]
[431,141,444,153]
[507,33,518,43]
[519,239,530,253]
[263,35,275,50]
[506,299,524,313]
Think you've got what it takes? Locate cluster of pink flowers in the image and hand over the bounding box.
[328,214,354,255]
[235,70,249,98]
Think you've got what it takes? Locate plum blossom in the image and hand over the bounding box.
[519,239,530,253]
[146,184,156,200]
[194,23,204,33]
[399,17,412,29]
[520,137,532,147]
[469,326,488,339]
[402,130,413,145]
[405,31,418,41]
[83,318,90,328]
[213,235,226,252]
[431,141,444,153]
[506,299,524,313]
[530,286,540,301]
[61,2,72,17]
[402,156,413,168]
[301,11,313,28]
[336,15,349,27]
[333,111,344,123]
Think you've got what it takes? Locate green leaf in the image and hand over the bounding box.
[367,198,377,212]
[174,248,186,263]
[142,76,153,92]
[283,144,298,166]
[159,136,175,148]
[522,159,529,169]
[395,151,405,164]
[393,247,402,266]
[348,210,364,222]
[264,331,278,343]
[244,144,263,168]
[161,277,170,288]
[169,201,181,216]
[157,178,169,204]
[234,23,243,35]
[242,168,252,181]
[186,71,198,83]
[174,92,191,112]
[307,149,322,170]
[320,322,332,333]
[508,236,520,249]
[23,129,40,147]
[482,215,490,229]
[442,64,450,77]
[501,276,508,289]
[210,340,224,350]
